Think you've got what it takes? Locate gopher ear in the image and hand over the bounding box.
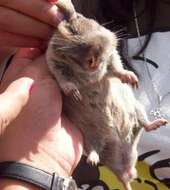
[57,20,78,40]
[57,0,76,20]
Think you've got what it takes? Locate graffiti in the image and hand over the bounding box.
[74,151,170,190]
[138,150,160,161]
[150,158,170,188]
[139,150,170,188]
[78,180,109,190]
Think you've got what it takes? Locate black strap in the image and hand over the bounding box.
[0,161,77,190]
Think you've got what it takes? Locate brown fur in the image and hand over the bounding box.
[46,1,167,190]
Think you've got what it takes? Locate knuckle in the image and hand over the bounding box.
[0,113,9,131]
[37,2,56,23]
[0,0,11,6]
[0,7,10,25]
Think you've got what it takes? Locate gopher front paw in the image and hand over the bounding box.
[119,70,138,88]
[144,118,168,132]
[87,150,100,166]
[61,82,82,101]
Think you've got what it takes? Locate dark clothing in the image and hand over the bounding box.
[73,0,170,37]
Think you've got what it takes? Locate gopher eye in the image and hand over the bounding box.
[87,57,97,69]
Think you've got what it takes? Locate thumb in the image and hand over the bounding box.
[0,77,34,132]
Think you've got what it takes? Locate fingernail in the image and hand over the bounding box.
[29,83,34,95]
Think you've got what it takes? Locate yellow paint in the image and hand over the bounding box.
[99,161,169,190]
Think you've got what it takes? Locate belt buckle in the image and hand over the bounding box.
[52,173,77,190]
[62,177,77,190]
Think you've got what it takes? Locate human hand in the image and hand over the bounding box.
[0,0,64,47]
[0,48,83,189]
[0,77,34,135]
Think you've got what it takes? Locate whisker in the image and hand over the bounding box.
[102,19,115,26]
[114,27,127,33]
[114,28,129,39]
[115,31,129,36]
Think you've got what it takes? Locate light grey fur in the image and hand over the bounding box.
[46,1,167,190]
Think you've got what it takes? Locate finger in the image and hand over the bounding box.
[11,48,42,68]
[0,30,43,47]
[0,6,53,40]
[0,0,64,27]
[15,48,42,60]
[2,48,43,83]
[0,77,34,132]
